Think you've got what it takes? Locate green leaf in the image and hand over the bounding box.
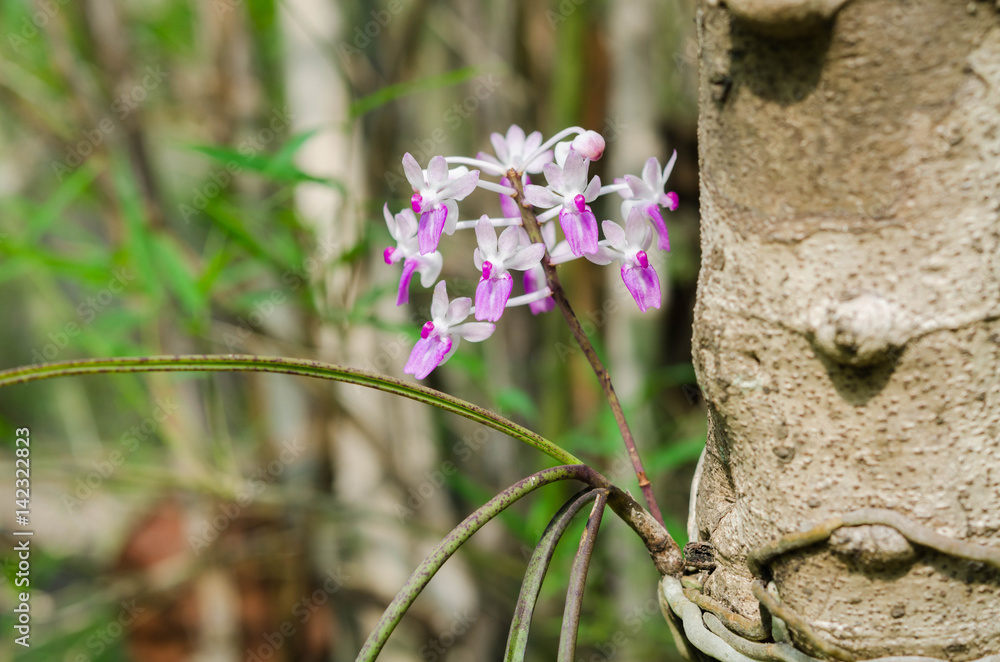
[152,234,205,317]
[350,66,486,119]
[27,165,100,242]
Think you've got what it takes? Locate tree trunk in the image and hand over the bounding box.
[686,0,1000,658]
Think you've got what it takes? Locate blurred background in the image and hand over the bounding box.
[0,0,702,659]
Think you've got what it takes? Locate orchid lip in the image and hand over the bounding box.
[636,250,649,269]
[573,194,587,213]
[482,260,493,280]
[383,247,395,264]
[420,321,435,339]
[411,193,423,213]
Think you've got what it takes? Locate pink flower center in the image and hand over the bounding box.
[573,194,587,214]
[481,260,493,280]
[383,247,395,264]
[410,193,423,214]
[636,250,649,269]
[420,321,435,339]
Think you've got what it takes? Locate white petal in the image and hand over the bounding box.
[444,296,472,326]
[402,153,425,190]
[383,203,399,239]
[426,156,450,188]
[438,170,480,201]
[561,150,588,192]
[542,162,564,193]
[602,220,627,252]
[475,216,498,258]
[625,208,651,248]
[504,242,546,272]
[586,243,619,266]
[416,252,443,287]
[497,225,521,258]
[523,185,563,209]
[431,281,450,319]
[490,132,509,164]
[660,150,678,186]
[642,157,661,189]
[506,125,526,154]
[452,322,495,342]
[583,175,602,202]
[395,208,418,240]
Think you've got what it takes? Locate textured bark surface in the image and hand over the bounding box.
[690,0,1000,657]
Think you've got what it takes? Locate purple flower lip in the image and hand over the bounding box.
[420,321,435,339]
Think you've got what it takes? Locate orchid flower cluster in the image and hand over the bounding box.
[382,125,679,380]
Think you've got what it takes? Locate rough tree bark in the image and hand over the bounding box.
[685,0,1000,658]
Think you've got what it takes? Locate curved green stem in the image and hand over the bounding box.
[356,465,607,662]
[0,355,582,465]
[557,489,609,662]
[505,488,601,662]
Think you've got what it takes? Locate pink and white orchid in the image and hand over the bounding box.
[588,207,662,313]
[617,152,679,251]
[402,153,480,255]
[472,217,546,322]
[382,205,443,306]
[404,281,495,379]
[523,150,602,256]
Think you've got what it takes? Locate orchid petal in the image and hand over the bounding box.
[416,252,443,287]
[402,153,425,191]
[646,204,670,251]
[444,296,472,326]
[504,242,545,272]
[642,157,661,189]
[621,263,661,313]
[418,207,449,255]
[523,268,555,315]
[559,207,599,256]
[426,156,450,188]
[601,220,627,252]
[624,208,653,250]
[523,185,563,209]
[396,259,419,306]
[404,334,454,379]
[451,321,496,342]
[430,281,449,319]
[497,225,521,258]
[475,216,498,257]
[561,150,589,192]
[474,272,513,322]
[582,175,602,202]
[438,169,480,201]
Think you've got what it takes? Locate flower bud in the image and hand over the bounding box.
[571,131,606,160]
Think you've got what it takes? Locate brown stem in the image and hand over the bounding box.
[508,169,666,528]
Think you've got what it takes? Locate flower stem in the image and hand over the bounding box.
[508,169,666,528]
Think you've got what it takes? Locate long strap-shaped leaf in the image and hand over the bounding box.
[505,488,601,662]
[557,489,609,661]
[356,465,611,662]
[0,355,581,465]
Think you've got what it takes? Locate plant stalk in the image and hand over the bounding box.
[508,169,665,528]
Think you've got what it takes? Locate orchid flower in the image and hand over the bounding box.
[404,281,495,379]
[402,153,480,255]
[476,125,553,176]
[523,150,602,256]
[472,217,546,322]
[617,152,679,251]
[587,207,662,313]
[382,205,443,306]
